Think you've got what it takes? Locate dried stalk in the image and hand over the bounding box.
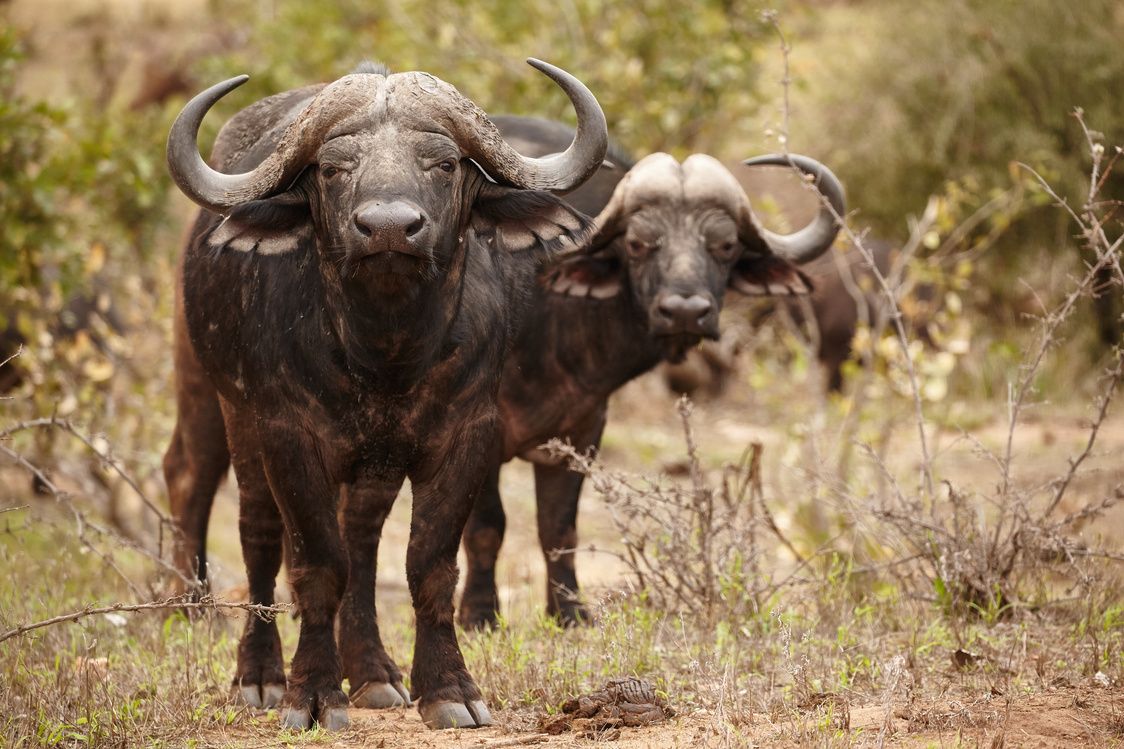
[0,597,290,645]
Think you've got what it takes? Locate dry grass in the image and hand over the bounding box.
[4,5,1124,748]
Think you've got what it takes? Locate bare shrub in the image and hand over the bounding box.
[823,111,1124,626]
[547,396,801,629]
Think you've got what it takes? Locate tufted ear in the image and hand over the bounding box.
[541,248,623,298]
[537,164,637,299]
[471,182,591,256]
[729,251,813,296]
[203,189,313,256]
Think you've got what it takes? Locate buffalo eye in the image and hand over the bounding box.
[626,238,653,259]
[714,240,738,259]
[321,165,342,181]
[437,160,456,173]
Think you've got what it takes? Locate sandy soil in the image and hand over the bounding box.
[198,685,1122,748]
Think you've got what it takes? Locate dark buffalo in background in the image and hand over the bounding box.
[456,116,846,628]
[769,238,913,393]
[162,61,607,731]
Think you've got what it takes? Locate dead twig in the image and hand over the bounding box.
[0,596,291,645]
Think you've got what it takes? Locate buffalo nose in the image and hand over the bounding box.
[657,294,713,332]
[353,201,429,254]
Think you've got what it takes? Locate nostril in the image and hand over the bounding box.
[404,215,426,238]
[692,299,713,322]
[658,294,713,329]
[354,216,372,237]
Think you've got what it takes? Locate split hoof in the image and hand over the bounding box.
[421,699,493,729]
[279,704,350,732]
[318,706,350,732]
[280,706,311,731]
[351,680,412,708]
[263,684,286,708]
[234,683,286,709]
[467,699,493,726]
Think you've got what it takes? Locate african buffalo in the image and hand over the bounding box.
[162,61,607,731]
[454,117,846,628]
[745,238,922,393]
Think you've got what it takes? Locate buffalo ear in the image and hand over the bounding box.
[472,183,591,255]
[542,249,623,299]
[729,252,813,296]
[204,189,313,256]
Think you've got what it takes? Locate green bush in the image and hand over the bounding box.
[202,0,779,159]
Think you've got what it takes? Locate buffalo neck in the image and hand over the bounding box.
[322,240,468,392]
[518,284,663,401]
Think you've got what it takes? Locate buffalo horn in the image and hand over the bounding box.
[459,59,608,195]
[743,154,846,264]
[167,74,382,214]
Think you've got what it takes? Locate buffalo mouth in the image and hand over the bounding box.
[654,332,712,364]
[345,250,435,294]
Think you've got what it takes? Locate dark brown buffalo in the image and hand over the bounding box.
[162,61,607,731]
[455,118,846,628]
[783,239,898,392]
[744,238,920,393]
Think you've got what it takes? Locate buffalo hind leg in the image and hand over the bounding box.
[534,415,605,626]
[163,340,230,598]
[338,475,412,708]
[459,463,505,630]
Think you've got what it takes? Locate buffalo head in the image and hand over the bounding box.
[544,152,845,362]
[167,60,607,305]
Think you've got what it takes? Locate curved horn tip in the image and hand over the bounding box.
[167,74,255,214]
[525,58,566,83]
[203,75,251,100]
[742,152,847,265]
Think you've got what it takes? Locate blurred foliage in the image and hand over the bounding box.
[0,26,179,481]
[203,0,778,158]
[789,0,1123,323]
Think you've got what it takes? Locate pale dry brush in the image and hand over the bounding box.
[546,396,800,627]
[826,111,1124,618]
[1,415,193,597]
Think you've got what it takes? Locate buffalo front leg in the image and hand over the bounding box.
[338,475,412,708]
[458,463,505,630]
[256,434,350,732]
[534,415,605,626]
[222,413,286,711]
[408,423,495,730]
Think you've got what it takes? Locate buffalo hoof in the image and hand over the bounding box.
[234,683,286,709]
[319,707,350,732]
[350,680,412,708]
[280,707,311,731]
[280,705,350,732]
[420,699,493,729]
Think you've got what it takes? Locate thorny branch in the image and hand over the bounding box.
[0,597,291,645]
[0,421,195,593]
[546,404,809,623]
[1,416,171,528]
[760,8,792,152]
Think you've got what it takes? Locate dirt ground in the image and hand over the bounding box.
[197,683,1123,748]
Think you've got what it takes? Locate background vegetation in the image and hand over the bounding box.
[2,0,1124,746]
